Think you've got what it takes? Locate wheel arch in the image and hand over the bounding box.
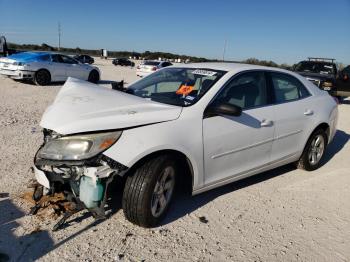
[34,68,52,85]
[124,149,195,193]
[36,68,51,76]
[302,122,330,153]
[89,68,100,78]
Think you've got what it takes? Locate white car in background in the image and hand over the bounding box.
[136,60,172,77]
[0,52,100,85]
[33,63,338,228]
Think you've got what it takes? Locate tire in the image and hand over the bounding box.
[88,70,99,84]
[296,129,328,171]
[122,155,177,227]
[34,69,51,86]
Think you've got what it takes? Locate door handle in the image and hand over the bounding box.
[260,119,273,127]
[304,109,314,116]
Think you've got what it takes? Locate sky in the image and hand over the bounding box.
[0,0,349,65]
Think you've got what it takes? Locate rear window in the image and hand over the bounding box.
[143,61,161,66]
[39,54,51,61]
[295,61,335,75]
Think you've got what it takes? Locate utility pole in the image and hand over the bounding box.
[58,22,61,51]
[222,39,227,62]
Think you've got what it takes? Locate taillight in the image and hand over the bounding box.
[152,66,157,71]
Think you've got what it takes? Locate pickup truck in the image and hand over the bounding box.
[293,58,350,98]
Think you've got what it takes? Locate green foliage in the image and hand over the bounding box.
[6,42,209,62]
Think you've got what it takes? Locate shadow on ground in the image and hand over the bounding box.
[162,129,350,225]
[0,197,54,261]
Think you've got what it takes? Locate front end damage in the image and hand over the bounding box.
[32,129,128,230]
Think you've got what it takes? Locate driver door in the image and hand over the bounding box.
[203,71,275,185]
[50,54,67,81]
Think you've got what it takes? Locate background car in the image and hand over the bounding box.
[74,54,94,64]
[112,58,135,67]
[0,52,100,85]
[33,63,337,228]
[136,60,172,77]
[334,65,350,98]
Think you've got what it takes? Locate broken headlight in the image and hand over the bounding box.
[37,131,122,160]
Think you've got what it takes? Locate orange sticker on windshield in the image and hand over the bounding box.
[176,85,194,95]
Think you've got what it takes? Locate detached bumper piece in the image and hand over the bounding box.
[32,155,128,231]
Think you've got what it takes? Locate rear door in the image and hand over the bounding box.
[268,72,314,162]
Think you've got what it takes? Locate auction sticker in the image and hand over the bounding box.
[192,69,217,76]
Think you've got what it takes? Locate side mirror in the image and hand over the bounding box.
[205,103,242,118]
[111,80,125,91]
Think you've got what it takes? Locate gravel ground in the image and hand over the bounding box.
[0,58,349,262]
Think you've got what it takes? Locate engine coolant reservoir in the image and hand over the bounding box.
[79,176,104,208]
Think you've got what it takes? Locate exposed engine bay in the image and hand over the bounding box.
[32,129,128,230]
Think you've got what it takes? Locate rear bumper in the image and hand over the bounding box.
[0,69,35,79]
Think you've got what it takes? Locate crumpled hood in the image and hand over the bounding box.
[40,78,182,134]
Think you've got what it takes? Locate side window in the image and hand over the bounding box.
[61,55,78,64]
[213,71,268,109]
[52,54,63,63]
[39,54,51,61]
[270,72,310,103]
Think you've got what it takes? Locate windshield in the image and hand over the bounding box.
[295,61,335,75]
[128,67,226,106]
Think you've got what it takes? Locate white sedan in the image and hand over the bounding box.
[33,63,338,228]
[0,52,100,85]
[136,60,172,77]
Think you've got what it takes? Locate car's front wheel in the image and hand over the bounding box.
[34,69,51,86]
[88,70,100,83]
[297,128,328,171]
[122,155,177,227]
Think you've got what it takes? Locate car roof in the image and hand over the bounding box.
[298,60,335,65]
[174,62,291,74]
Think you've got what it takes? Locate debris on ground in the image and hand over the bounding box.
[199,216,209,224]
[21,190,74,221]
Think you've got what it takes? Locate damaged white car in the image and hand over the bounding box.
[33,63,338,228]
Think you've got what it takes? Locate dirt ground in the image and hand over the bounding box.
[0,58,349,262]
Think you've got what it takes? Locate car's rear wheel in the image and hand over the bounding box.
[297,129,327,171]
[34,69,51,86]
[122,155,177,227]
[88,70,99,83]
